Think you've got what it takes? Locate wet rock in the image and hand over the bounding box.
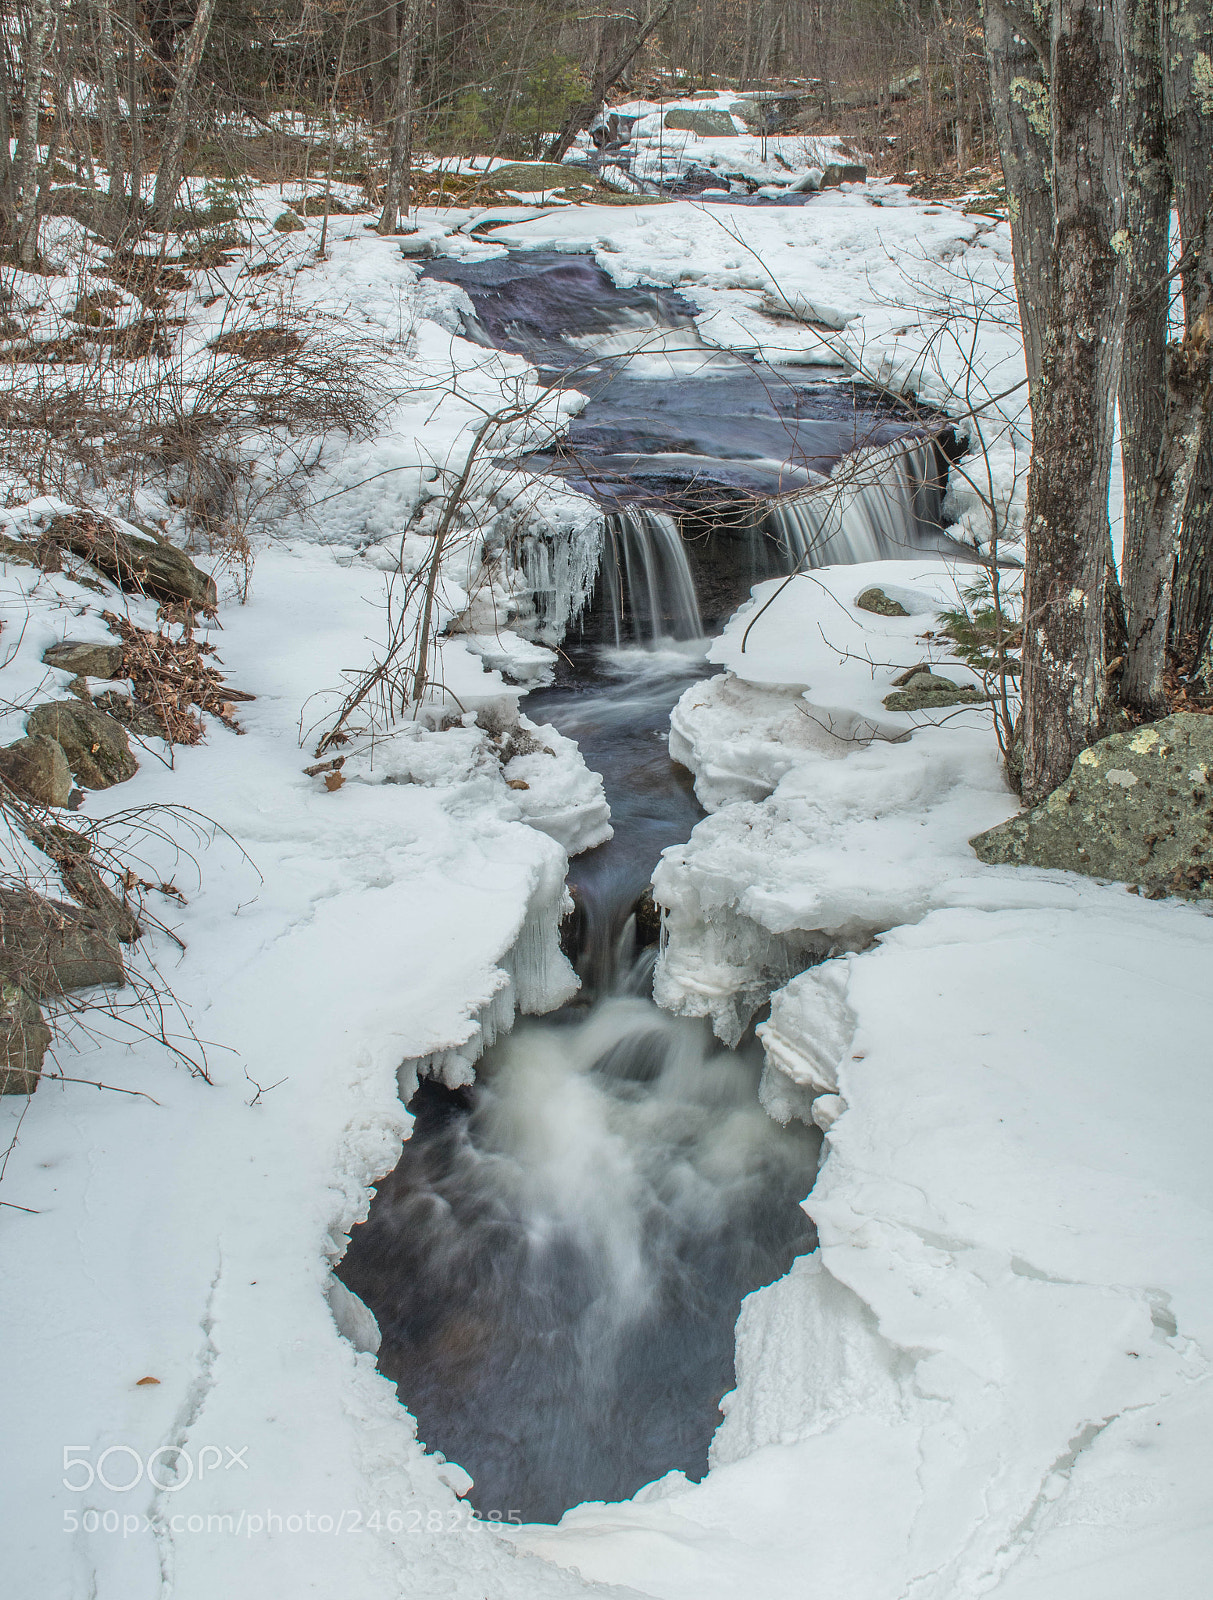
[43,640,125,679]
[663,109,738,137]
[821,163,868,186]
[856,586,909,617]
[0,735,73,807]
[0,888,126,997]
[26,701,138,789]
[970,713,1213,900]
[883,672,987,711]
[0,980,52,1094]
[634,887,663,948]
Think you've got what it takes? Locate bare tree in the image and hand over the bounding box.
[152,0,219,231]
[378,0,422,234]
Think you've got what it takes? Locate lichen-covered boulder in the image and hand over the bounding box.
[857,587,909,617]
[273,210,305,232]
[0,980,52,1094]
[0,734,73,807]
[663,109,738,137]
[970,713,1213,899]
[26,701,138,789]
[883,672,987,712]
[43,640,124,678]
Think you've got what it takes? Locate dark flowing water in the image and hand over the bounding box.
[338,248,956,1524]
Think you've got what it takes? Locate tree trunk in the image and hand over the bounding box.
[94,0,127,206]
[13,0,57,265]
[1117,0,1172,715]
[981,0,1052,397]
[151,0,218,231]
[1017,0,1126,803]
[544,1,675,165]
[377,0,421,235]
[1164,0,1213,676]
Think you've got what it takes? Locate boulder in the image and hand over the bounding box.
[970,713,1213,900]
[0,888,126,997]
[0,735,73,807]
[857,587,909,617]
[0,980,52,1094]
[663,109,738,138]
[883,672,987,711]
[821,163,868,187]
[273,210,306,233]
[43,640,125,678]
[92,689,165,740]
[45,515,218,610]
[26,701,138,789]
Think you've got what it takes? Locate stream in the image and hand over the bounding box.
[337,249,952,1524]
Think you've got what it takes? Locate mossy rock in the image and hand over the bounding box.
[0,979,51,1094]
[26,701,137,789]
[857,587,908,617]
[273,210,306,233]
[971,713,1213,900]
[481,162,593,192]
[883,672,987,711]
[0,734,73,807]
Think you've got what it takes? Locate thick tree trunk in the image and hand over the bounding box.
[1164,0,1213,675]
[1117,0,1172,714]
[981,0,1052,397]
[377,0,421,235]
[151,0,218,231]
[1017,0,1125,803]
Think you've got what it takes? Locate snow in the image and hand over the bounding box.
[3,114,1210,1600]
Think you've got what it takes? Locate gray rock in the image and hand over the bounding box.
[663,109,738,138]
[273,210,306,233]
[0,980,52,1094]
[857,586,909,617]
[970,713,1213,899]
[43,640,125,678]
[0,734,73,807]
[45,516,218,610]
[821,163,868,187]
[0,888,126,997]
[26,701,138,789]
[883,672,987,711]
[92,689,164,740]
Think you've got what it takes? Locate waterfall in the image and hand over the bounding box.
[601,507,704,645]
[764,437,950,570]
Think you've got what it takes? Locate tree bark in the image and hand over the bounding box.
[377,0,421,235]
[151,0,218,231]
[1017,0,1126,803]
[94,0,127,206]
[13,0,57,265]
[1164,0,1213,675]
[1117,0,1172,714]
[981,0,1053,397]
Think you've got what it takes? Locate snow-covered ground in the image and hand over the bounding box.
[2,123,1209,1600]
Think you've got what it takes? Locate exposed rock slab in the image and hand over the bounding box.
[0,734,73,807]
[43,640,124,678]
[663,108,738,137]
[970,713,1213,899]
[26,701,138,789]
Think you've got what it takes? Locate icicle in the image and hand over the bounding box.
[602,508,703,644]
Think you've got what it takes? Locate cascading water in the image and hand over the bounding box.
[601,507,704,645]
[339,250,973,1529]
[337,1002,818,1524]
